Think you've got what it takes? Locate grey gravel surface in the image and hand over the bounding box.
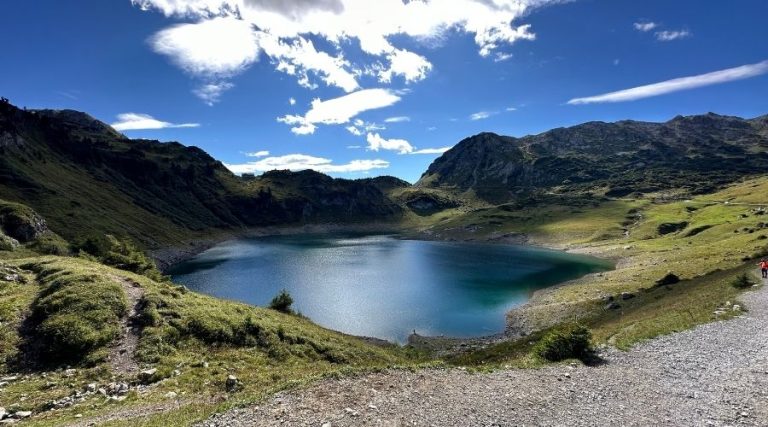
[200,282,768,427]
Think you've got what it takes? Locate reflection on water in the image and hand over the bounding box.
[170,234,612,342]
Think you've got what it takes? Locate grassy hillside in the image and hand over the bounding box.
[0,255,422,426]
[410,177,767,365]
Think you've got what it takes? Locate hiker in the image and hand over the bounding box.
[759,259,768,278]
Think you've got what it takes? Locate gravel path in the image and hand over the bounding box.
[108,276,144,375]
[200,280,768,427]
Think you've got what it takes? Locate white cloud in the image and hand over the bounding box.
[633,21,657,32]
[346,145,362,149]
[567,60,768,105]
[345,126,363,136]
[378,49,432,83]
[289,97,296,105]
[366,132,414,154]
[411,146,452,154]
[135,0,564,102]
[150,17,259,77]
[245,150,270,157]
[655,30,691,41]
[505,106,517,112]
[225,153,389,174]
[193,81,234,105]
[613,58,620,66]
[111,113,200,131]
[278,88,400,135]
[494,52,514,62]
[426,126,437,131]
[469,110,497,120]
[384,116,410,123]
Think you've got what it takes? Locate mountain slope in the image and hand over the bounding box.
[418,113,768,202]
[0,100,403,248]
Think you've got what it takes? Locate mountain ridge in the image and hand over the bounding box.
[417,112,768,201]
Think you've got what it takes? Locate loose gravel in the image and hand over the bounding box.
[200,282,768,426]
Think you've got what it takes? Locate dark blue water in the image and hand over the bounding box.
[170,234,612,342]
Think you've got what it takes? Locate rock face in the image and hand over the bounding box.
[0,201,48,243]
[417,113,768,202]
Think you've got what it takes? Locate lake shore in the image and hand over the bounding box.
[155,224,619,354]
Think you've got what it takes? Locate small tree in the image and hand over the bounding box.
[269,289,294,314]
[731,273,754,289]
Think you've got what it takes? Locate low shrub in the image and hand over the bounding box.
[731,273,754,289]
[534,323,594,362]
[29,231,70,255]
[655,272,681,287]
[269,289,294,314]
[72,234,166,281]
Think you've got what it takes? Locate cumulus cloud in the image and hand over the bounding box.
[567,60,768,105]
[277,88,400,135]
[225,153,389,174]
[655,30,691,41]
[288,97,296,105]
[366,132,414,154]
[411,146,452,154]
[151,17,259,76]
[469,110,496,120]
[134,0,562,102]
[111,113,200,131]
[633,21,657,32]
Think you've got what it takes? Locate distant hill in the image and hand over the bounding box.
[417,113,768,202]
[0,100,404,248]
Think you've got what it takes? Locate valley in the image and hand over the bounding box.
[0,100,767,425]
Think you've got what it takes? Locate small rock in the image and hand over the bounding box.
[605,302,621,310]
[63,369,76,377]
[202,362,209,368]
[74,414,83,419]
[563,373,571,378]
[0,376,18,383]
[139,368,158,384]
[621,292,635,300]
[733,305,742,312]
[321,423,332,427]
[172,370,181,377]
[86,383,97,393]
[97,388,107,396]
[225,375,239,392]
[0,407,6,419]
[165,391,178,399]
[12,411,31,419]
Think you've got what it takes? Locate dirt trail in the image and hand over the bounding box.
[108,275,144,375]
[199,278,768,427]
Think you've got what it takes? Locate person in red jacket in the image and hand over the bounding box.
[759,259,768,279]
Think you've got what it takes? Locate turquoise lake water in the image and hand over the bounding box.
[169,234,612,342]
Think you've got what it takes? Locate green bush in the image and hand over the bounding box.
[534,323,594,362]
[72,234,166,281]
[29,231,70,255]
[731,273,754,289]
[269,289,294,314]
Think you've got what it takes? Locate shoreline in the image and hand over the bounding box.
[153,224,622,353]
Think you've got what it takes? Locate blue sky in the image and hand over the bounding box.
[1,0,767,183]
